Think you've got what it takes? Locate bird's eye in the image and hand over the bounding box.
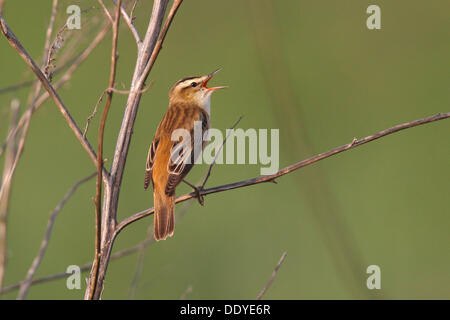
[191,82,197,87]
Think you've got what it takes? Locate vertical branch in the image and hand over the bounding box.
[112,0,141,46]
[87,0,122,300]
[85,0,183,300]
[0,99,20,289]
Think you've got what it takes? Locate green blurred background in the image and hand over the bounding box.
[0,0,449,299]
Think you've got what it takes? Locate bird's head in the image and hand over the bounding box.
[169,68,227,109]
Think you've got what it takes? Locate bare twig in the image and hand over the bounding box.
[16,172,96,300]
[256,252,287,300]
[134,0,183,89]
[88,0,122,300]
[0,99,20,289]
[106,85,152,95]
[97,0,114,24]
[44,23,69,82]
[112,0,141,45]
[115,112,450,233]
[201,116,243,190]
[130,0,139,21]
[83,91,106,138]
[0,79,35,95]
[83,83,152,138]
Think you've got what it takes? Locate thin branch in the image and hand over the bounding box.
[16,172,96,300]
[0,99,20,289]
[83,83,152,138]
[43,23,68,82]
[135,0,183,89]
[115,112,450,234]
[256,252,287,300]
[106,84,152,95]
[83,91,106,138]
[97,0,114,24]
[112,0,141,45]
[201,116,243,190]
[130,0,139,22]
[0,79,35,95]
[88,0,122,301]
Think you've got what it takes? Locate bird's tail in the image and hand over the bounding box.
[153,187,175,241]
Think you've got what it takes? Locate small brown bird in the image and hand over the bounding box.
[144,69,226,241]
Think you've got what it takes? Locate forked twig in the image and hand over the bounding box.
[83,83,152,138]
[201,116,243,190]
[112,0,141,45]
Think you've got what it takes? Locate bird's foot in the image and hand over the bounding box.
[182,180,204,206]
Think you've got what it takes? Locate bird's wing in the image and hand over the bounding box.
[145,107,174,190]
[165,108,209,195]
[144,134,160,190]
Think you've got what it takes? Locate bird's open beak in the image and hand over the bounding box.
[203,68,228,91]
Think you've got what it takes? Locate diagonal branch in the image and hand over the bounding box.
[201,116,243,190]
[256,252,287,300]
[112,0,141,46]
[115,112,450,234]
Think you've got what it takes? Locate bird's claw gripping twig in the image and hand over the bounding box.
[183,179,204,206]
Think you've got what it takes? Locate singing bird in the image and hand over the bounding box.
[144,69,226,241]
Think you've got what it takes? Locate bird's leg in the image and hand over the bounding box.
[182,179,204,206]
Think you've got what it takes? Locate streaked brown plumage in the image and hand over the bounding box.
[144,69,226,241]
